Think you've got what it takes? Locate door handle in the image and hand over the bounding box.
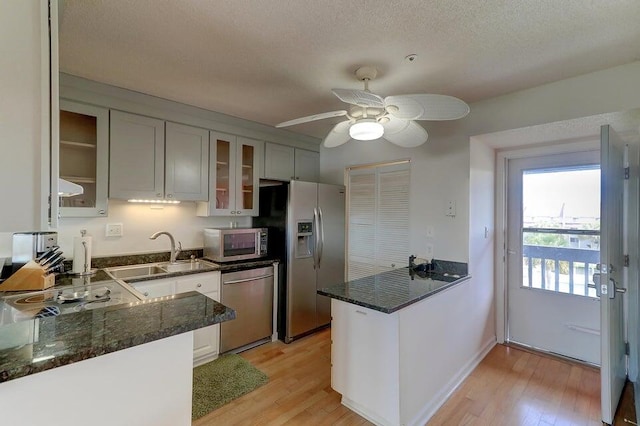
[313,208,320,270]
[591,273,602,298]
[317,207,324,269]
[592,273,627,299]
[223,274,274,285]
[609,278,626,299]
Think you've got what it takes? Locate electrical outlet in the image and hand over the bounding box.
[426,243,434,259]
[426,226,434,238]
[105,223,123,237]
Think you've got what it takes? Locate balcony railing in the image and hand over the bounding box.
[522,231,600,298]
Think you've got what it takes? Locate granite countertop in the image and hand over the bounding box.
[0,281,235,383]
[54,257,279,287]
[0,253,278,383]
[317,267,470,314]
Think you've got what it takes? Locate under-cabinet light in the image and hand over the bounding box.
[127,199,181,204]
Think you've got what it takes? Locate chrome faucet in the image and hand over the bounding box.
[149,231,182,264]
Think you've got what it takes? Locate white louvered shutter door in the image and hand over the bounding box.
[347,162,410,280]
[347,170,376,280]
[375,165,410,273]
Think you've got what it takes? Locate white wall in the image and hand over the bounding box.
[0,1,47,235]
[468,139,496,341]
[320,60,640,374]
[321,121,469,263]
[321,61,640,263]
[56,200,250,257]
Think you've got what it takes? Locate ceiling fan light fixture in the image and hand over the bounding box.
[349,119,384,141]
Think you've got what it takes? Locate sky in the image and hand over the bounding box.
[522,167,601,219]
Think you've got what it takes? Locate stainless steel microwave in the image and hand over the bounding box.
[203,227,268,262]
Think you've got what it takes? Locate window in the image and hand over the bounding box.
[521,165,600,297]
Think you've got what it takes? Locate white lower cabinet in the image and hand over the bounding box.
[331,299,400,425]
[130,271,221,365]
[133,277,175,299]
[174,273,221,366]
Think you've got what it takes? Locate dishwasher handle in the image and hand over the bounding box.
[223,274,274,285]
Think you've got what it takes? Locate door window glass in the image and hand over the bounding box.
[521,166,600,297]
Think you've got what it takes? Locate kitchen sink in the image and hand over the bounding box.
[161,261,210,273]
[105,265,167,280]
[104,260,216,280]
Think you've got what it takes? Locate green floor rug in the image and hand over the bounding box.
[192,354,269,420]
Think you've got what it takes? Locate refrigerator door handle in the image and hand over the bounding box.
[318,207,324,268]
[313,207,319,269]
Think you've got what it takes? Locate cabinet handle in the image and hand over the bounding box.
[156,193,162,197]
[197,283,202,288]
[98,210,105,215]
[295,176,299,180]
[167,194,173,198]
[355,310,367,315]
[143,292,149,297]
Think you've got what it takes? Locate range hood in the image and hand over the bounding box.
[58,178,83,197]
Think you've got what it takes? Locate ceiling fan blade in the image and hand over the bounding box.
[382,117,428,148]
[384,94,470,121]
[323,121,352,148]
[275,110,348,128]
[332,89,384,108]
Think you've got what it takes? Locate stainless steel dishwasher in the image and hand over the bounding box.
[220,265,274,353]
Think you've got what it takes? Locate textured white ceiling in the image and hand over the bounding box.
[59,0,640,139]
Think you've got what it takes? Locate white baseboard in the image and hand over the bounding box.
[342,396,396,426]
[407,336,497,426]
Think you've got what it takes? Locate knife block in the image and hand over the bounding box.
[0,260,55,291]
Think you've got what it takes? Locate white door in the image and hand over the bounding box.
[599,124,627,424]
[507,150,602,364]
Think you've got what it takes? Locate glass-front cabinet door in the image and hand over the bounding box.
[212,133,236,215]
[59,99,109,217]
[236,137,260,215]
[197,133,261,217]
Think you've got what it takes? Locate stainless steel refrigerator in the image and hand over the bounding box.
[254,180,345,343]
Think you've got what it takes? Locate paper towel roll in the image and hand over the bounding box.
[72,236,92,274]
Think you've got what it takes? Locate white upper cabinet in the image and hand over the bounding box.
[109,110,165,200]
[165,122,209,201]
[197,132,261,217]
[264,142,295,180]
[59,99,109,217]
[294,149,319,182]
[264,142,319,182]
[109,111,208,201]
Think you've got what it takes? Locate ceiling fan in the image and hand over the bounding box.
[276,66,470,148]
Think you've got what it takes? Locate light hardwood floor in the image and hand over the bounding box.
[194,329,603,426]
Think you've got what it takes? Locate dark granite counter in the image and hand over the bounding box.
[0,282,235,383]
[55,257,279,286]
[0,253,279,383]
[318,267,470,314]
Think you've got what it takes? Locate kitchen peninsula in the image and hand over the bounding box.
[319,263,493,426]
[0,278,235,426]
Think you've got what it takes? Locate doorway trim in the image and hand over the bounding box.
[495,138,600,344]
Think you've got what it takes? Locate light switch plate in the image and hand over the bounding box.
[106,223,123,237]
[445,200,456,217]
